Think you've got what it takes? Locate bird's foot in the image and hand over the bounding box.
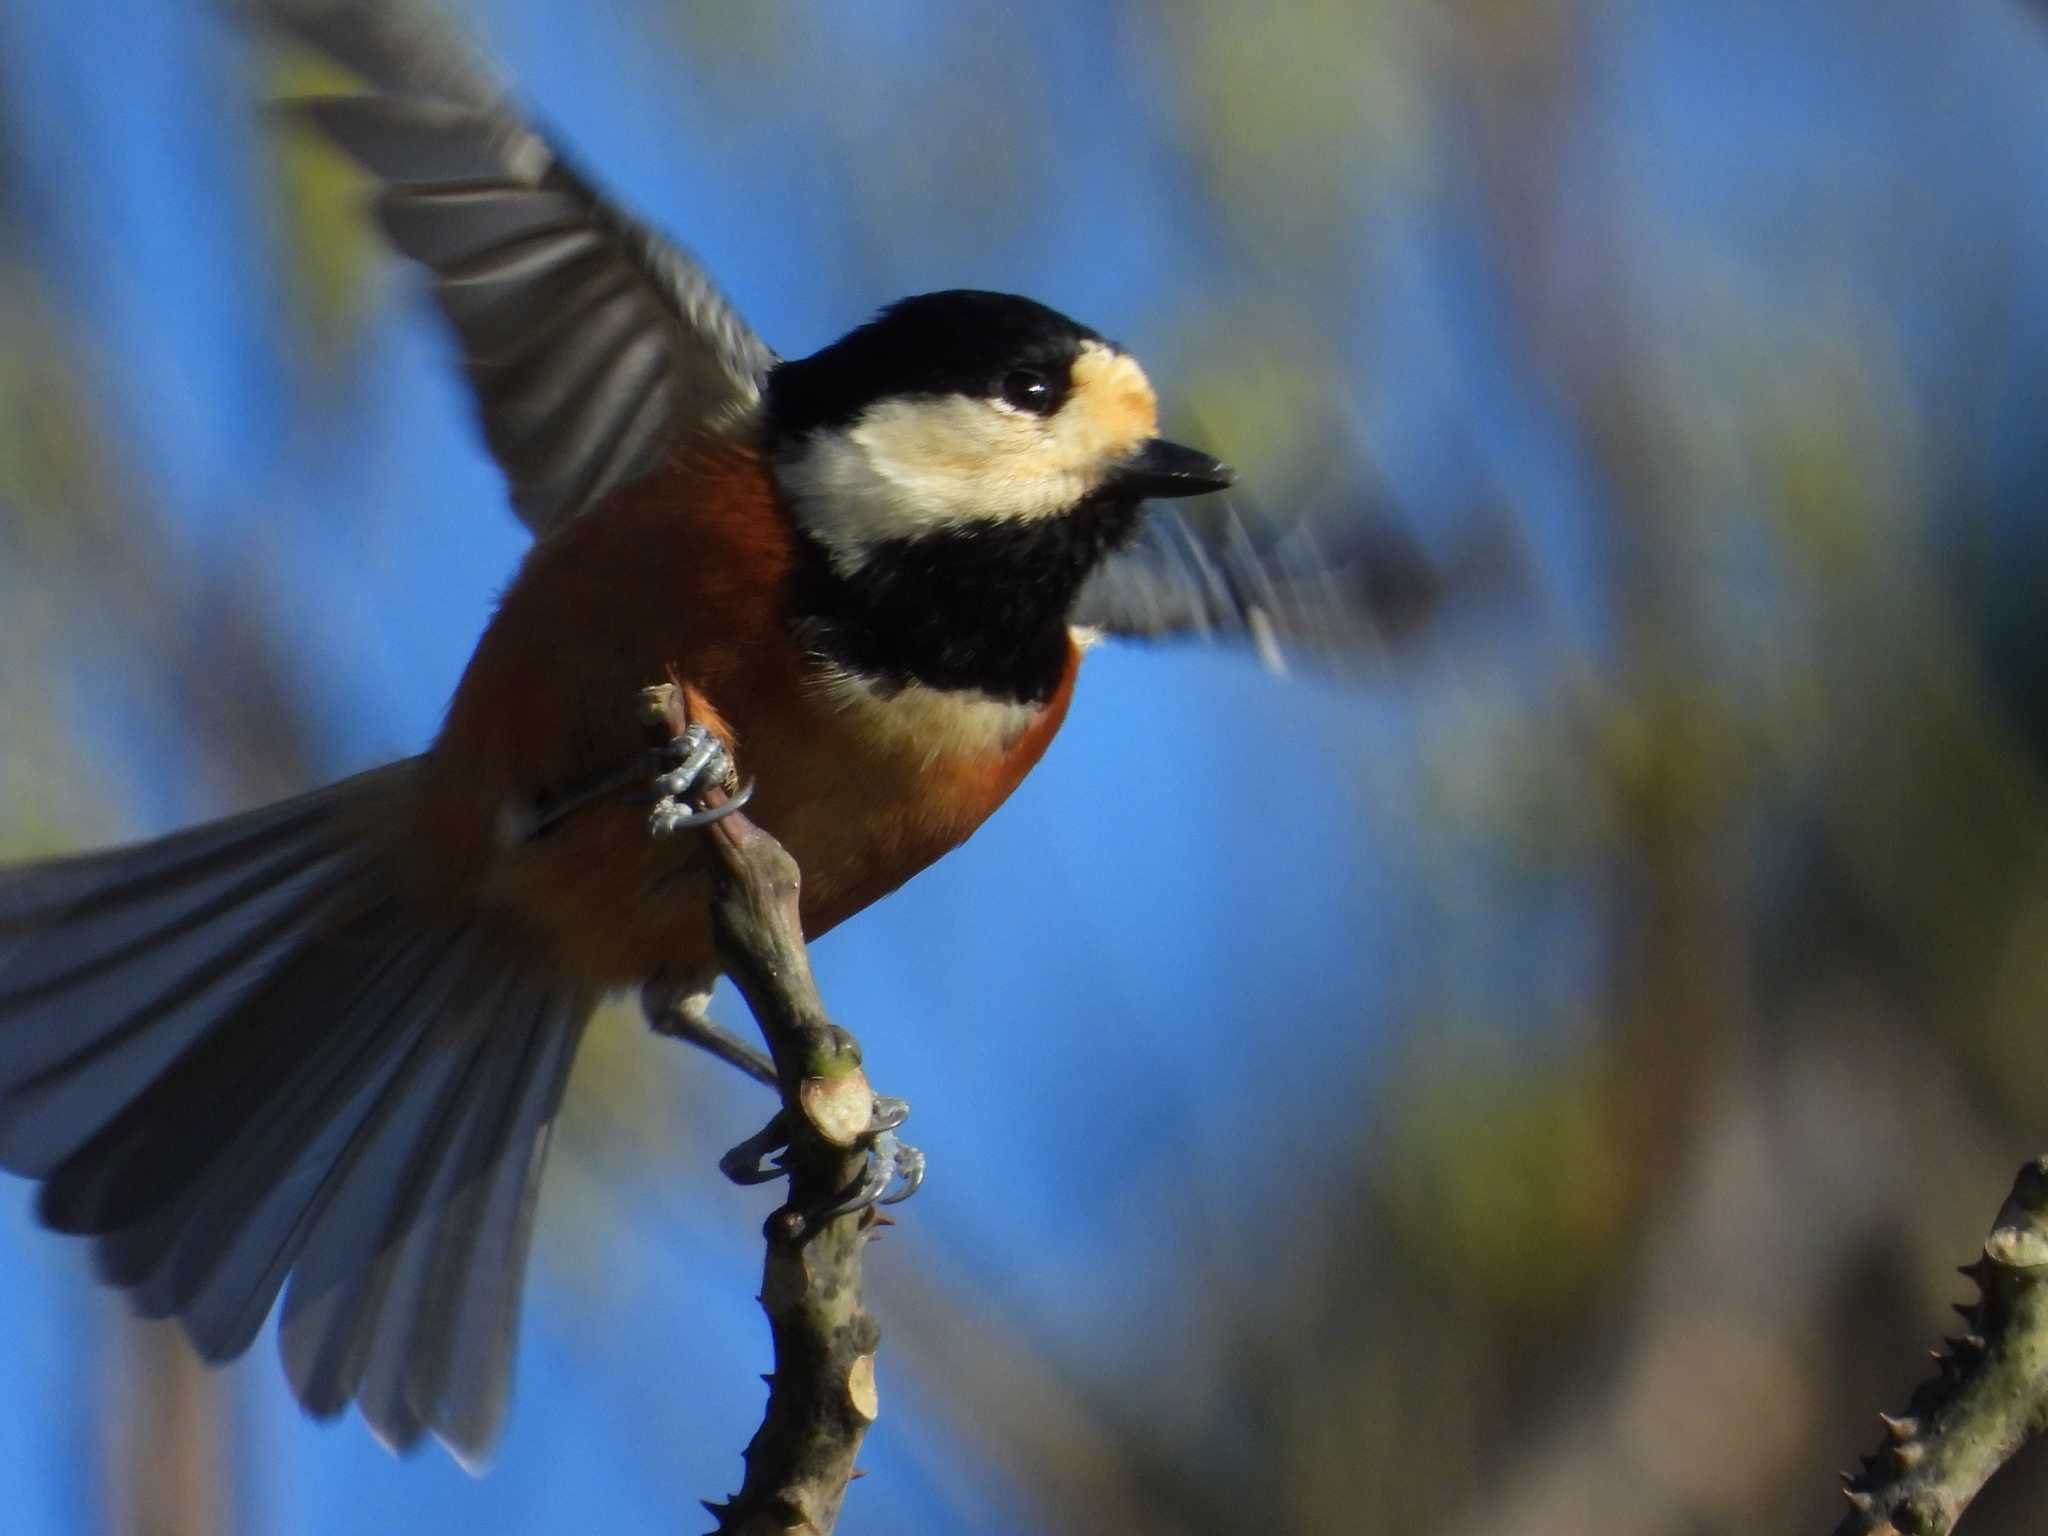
[720,1095,924,1238]
[509,699,753,844]
[643,722,753,837]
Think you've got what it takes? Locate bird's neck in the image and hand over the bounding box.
[787,503,1140,705]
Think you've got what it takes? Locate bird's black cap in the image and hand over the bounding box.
[765,290,1105,446]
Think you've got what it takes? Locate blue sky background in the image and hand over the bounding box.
[4,1,2048,1532]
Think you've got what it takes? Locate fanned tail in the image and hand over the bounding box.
[0,761,592,1467]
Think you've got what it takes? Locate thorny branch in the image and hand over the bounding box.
[1835,1156,2048,1535]
[642,685,892,1536]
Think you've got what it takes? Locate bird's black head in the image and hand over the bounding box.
[766,290,1103,445]
[765,289,1234,704]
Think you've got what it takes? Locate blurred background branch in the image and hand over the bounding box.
[1836,1157,2048,1536]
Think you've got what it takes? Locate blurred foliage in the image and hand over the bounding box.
[1143,0,1430,232]
[9,0,2048,1532]
[1377,1044,1640,1315]
[0,152,253,1536]
[265,50,384,361]
[0,267,121,859]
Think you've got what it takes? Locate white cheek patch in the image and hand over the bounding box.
[780,396,1089,570]
[781,339,1161,573]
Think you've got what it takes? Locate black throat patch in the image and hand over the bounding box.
[789,498,1144,705]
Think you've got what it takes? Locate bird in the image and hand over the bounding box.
[0,0,1434,1469]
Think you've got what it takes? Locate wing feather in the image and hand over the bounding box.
[262,0,778,536]
[1074,493,1458,672]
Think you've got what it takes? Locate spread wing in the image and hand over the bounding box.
[1074,491,1459,672]
[260,0,778,537]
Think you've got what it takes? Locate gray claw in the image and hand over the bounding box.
[524,717,748,843]
[720,1112,791,1186]
[652,724,720,799]
[649,775,755,837]
[877,1137,926,1205]
[647,722,749,835]
[820,1127,925,1219]
[724,1098,925,1229]
[821,1137,899,1219]
[869,1095,912,1134]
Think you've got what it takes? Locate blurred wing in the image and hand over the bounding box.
[261,0,778,536]
[1074,495,1450,673]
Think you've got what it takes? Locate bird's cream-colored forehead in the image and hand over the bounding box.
[1066,340,1159,457]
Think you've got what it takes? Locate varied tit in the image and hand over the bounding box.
[0,0,1415,1467]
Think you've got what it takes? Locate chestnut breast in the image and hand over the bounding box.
[414,439,1078,987]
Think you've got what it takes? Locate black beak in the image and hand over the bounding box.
[1102,438,1237,501]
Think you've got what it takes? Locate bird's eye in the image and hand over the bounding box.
[1000,369,1058,415]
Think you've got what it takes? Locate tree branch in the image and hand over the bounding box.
[1835,1156,2048,1535]
[640,689,889,1536]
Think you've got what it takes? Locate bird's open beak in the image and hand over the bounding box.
[1103,438,1237,500]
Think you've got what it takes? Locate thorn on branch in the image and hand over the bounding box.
[1832,1155,2048,1536]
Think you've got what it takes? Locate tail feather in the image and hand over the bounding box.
[352,995,534,1455]
[6,882,358,1184]
[0,835,338,1017]
[0,809,364,1176]
[414,998,583,1460]
[97,920,477,1344]
[42,902,470,1241]
[343,983,583,1460]
[277,951,513,1418]
[0,761,597,1467]
[0,791,338,932]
